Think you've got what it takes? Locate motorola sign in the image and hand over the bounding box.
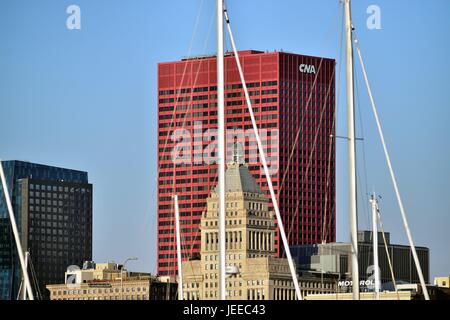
[338,279,375,287]
[299,64,316,74]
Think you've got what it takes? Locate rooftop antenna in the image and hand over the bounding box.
[233,141,239,164]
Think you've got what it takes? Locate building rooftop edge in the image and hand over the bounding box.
[1,160,89,175]
[158,49,335,65]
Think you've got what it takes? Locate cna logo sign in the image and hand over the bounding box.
[299,64,316,74]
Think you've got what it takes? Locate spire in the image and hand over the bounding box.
[233,141,239,164]
[214,143,262,194]
[230,141,244,165]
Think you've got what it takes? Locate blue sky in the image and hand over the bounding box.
[0,0,449,279]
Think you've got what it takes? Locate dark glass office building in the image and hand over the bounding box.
[0,161,92,300]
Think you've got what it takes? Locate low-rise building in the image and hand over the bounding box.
[305,291,413,300]
[434,276,450,288]
[46,261,177,300]
[305,280,450,300]
[396,282,450,300]
[297,270,339,297]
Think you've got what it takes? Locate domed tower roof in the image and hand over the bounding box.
[223,162,262,194]
[213,142,262,194]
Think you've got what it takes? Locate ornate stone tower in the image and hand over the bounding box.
[182,150,296,300]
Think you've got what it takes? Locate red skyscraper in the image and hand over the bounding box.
[157,50,335,276]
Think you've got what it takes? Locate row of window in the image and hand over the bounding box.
[55,286,148,296]
[30,184,90,193]
[159,82,278,99]
[158,244,200,255]
[54,295,148,300]
[159,105,277,116]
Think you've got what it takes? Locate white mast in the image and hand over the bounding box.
[22,251,30,300]
[370,193,380,299]
[0,160,34,300]
[173,195,183,300]
[344,0,359,300]
[17,251,30,300]
[223,6,303,300]
[216,0,227,301]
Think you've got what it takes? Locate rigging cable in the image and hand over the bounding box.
[180,5,216,262]
[354,62,371,232]
[353,57,373,273]
[153,0,206,277]
[286,67,335,247]
[174,4,217,288]
[353,32,430,300]
[157,0,206,175]
[275,2,343,246]
[28,253,42,300]
[322,2,345,243]
[284,3,344,246]
[376,201,400,300]
[223,1,302,300]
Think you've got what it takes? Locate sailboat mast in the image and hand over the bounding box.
[344,0,360,300]
[173,195,183,300]
[21,252,30,300]
[370,193,381,299]
[216,0,227,301]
